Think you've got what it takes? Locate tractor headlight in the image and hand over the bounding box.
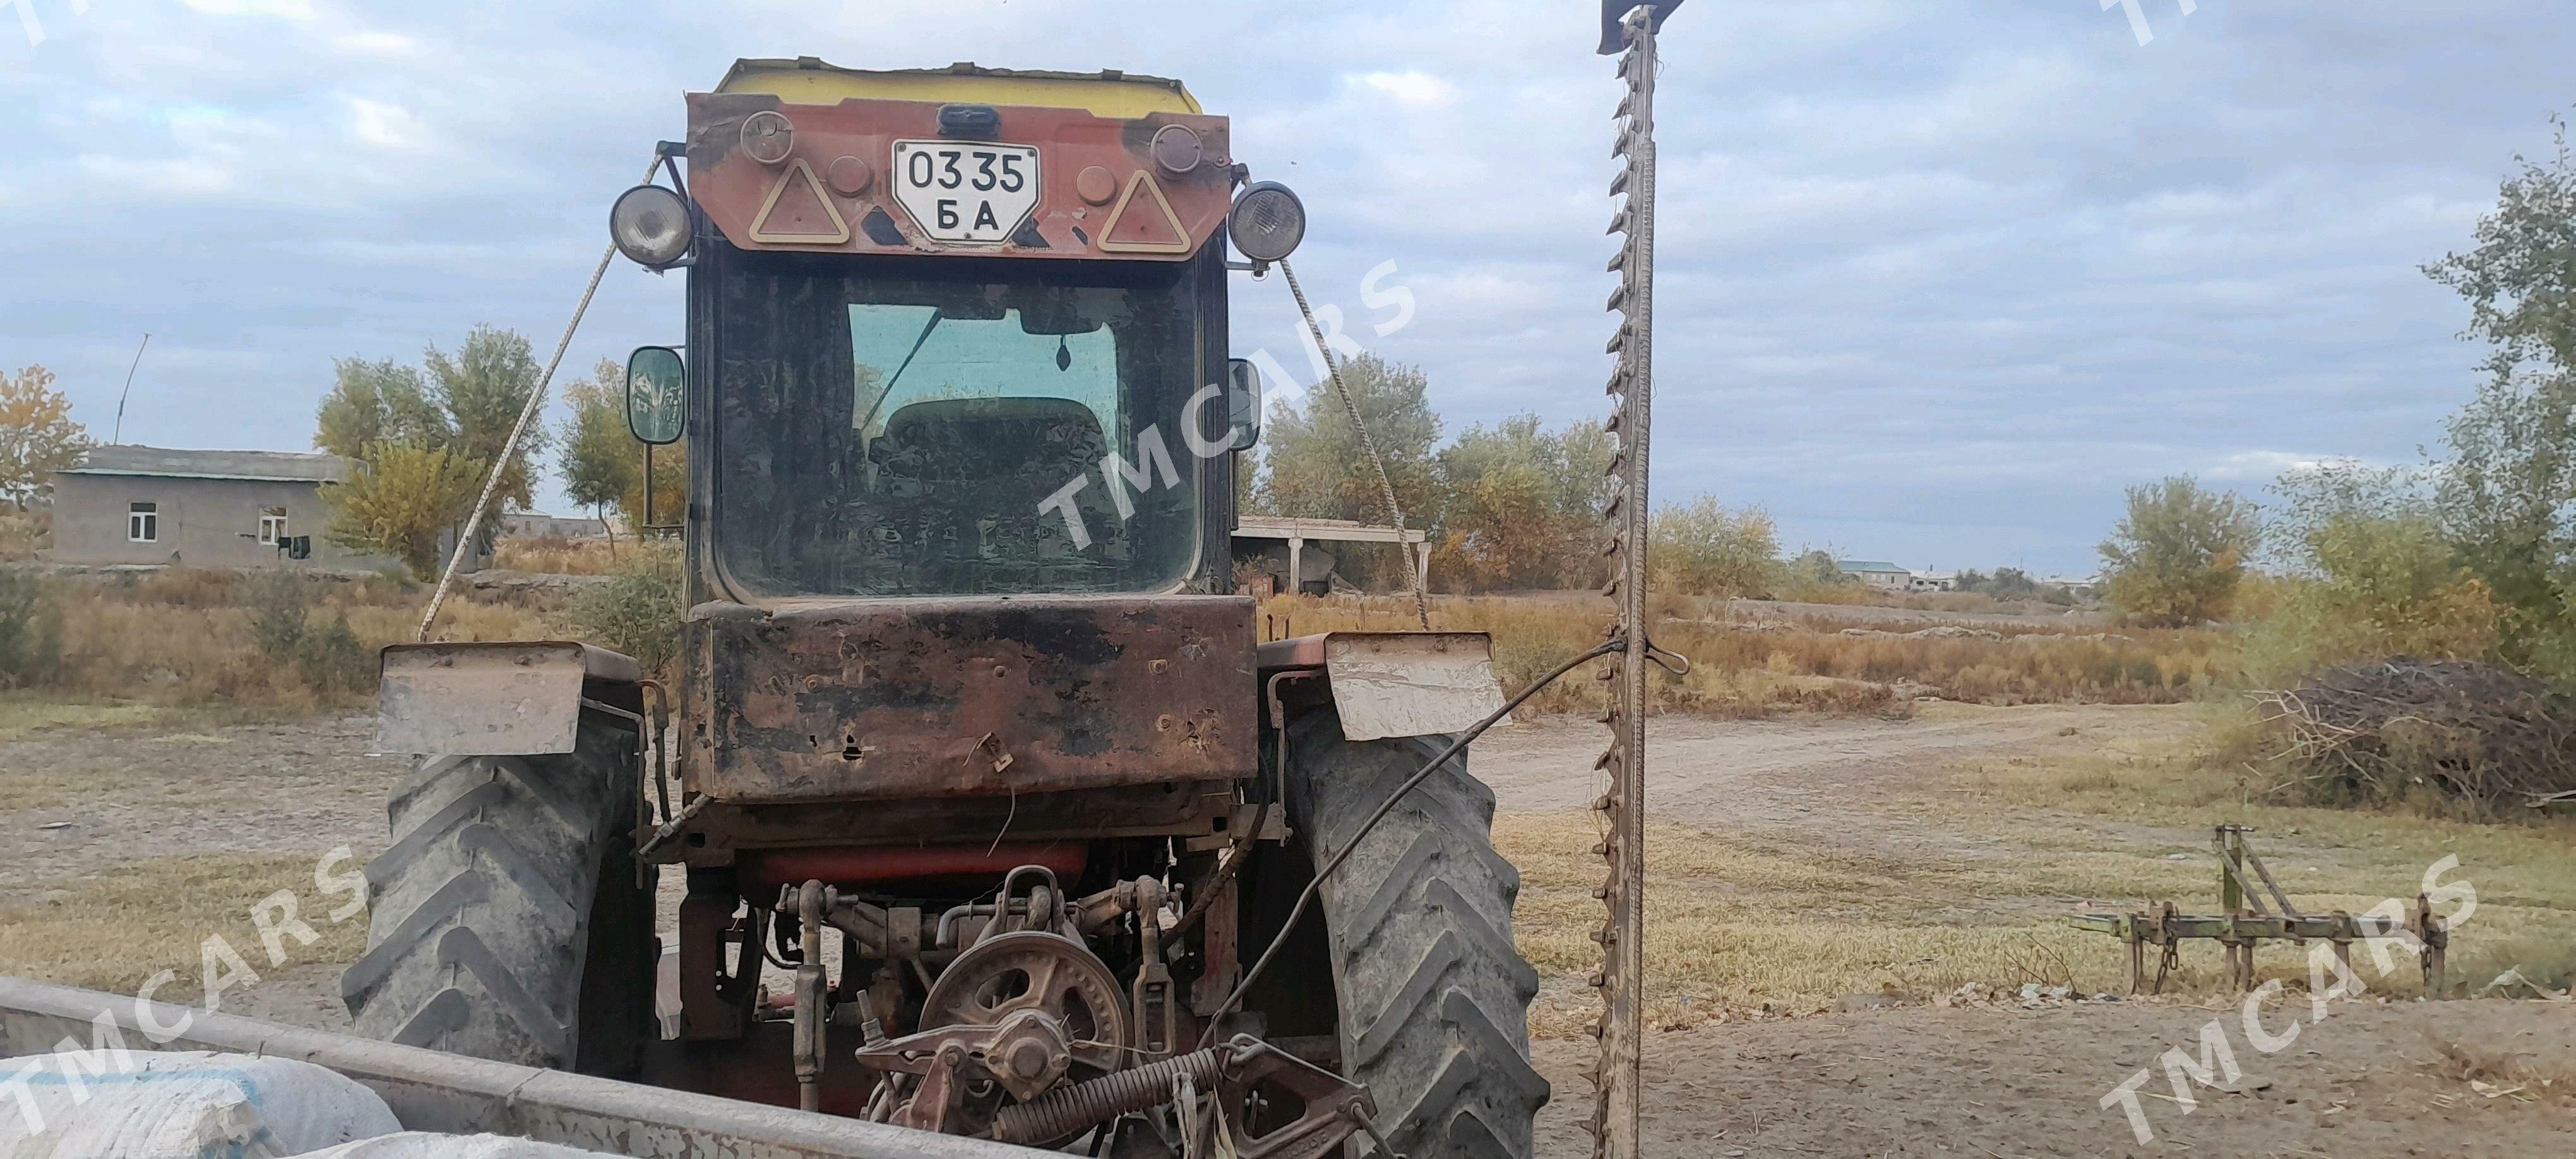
[610,184,692,268]
[1228,181,1306,264]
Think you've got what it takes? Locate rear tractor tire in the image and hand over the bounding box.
[1276,707,1549,1159]
[341,715,655,1075]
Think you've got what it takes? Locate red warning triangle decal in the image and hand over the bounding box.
[1097,170,1191,254]
[750,158,850,245]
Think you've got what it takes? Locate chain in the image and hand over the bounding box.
[1591,8,1663,1158]
[1278,258,1430,630]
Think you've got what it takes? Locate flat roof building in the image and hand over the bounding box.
[48,445,397,571]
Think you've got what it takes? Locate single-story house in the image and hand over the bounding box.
[48,445,398,571]
[1836,559,1914,592]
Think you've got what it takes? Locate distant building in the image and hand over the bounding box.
[1909,569,1958,593]
[503,511,611,540]
[47,446,397,571]
[1836,559,1914,592]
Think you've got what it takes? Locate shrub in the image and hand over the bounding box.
[563,547,682,678]
[0,571,63,687]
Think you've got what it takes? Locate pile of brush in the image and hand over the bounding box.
[2253,658,2576,813]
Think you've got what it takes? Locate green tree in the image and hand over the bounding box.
[2099,475,2260,627]
[2419,116,2576,670]
[314,328,553,575]
[1778,549,1850,595]
[1650,494,1780,598]
[426,326,549,511]
[0,366,92,511]
[2424,113,2576,384]
[313,357,444,460]
[559,359,686,542]
[1258,355,1440,523]
[321,442,486,579]
[1256,355,1441,586]
[1433,415,1609,590]
[559,360,638,541]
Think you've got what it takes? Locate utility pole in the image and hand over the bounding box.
[1592,4,1683,1158]
[112,333,150,444]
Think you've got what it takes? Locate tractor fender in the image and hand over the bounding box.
[372,641,645,756]
[1253,631,1506,741]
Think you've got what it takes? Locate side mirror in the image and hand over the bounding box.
[626,347,687,446]
[1226,359,1262,450]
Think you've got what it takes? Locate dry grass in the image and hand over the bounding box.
[1261,592,2225,717]
[0,852,369,999]
[36,570,556,710]
[0,695,168,741]
[1500,707,2576,1035]
[492,535,626,576]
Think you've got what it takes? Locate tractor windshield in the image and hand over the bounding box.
[712,251,1209,598]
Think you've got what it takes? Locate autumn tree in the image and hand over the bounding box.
[1433,415,1611,590]
[2099,476,2260,627]
[319,442,486,579]
[0,366,92,511]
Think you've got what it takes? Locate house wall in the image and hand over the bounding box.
[49,473,397,570]
[1855,570,1912,591]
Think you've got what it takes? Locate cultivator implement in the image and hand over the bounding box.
[2068,825,2454,995]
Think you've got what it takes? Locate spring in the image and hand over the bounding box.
[987,1047,1225,1145]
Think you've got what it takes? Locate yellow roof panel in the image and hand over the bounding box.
[717,58,1202,119]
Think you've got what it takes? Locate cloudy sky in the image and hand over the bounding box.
[2,1,2562,575]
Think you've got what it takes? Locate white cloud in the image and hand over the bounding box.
[1357,71,1455,106]
[333,31,427,58]
[181,0,315,18]
[347,98,425,148]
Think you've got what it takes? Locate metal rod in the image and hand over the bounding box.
[110,333,149,444]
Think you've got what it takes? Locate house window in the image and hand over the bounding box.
[259,508,289,545]
[128,502,159,543]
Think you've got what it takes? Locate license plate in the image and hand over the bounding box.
[891,140,1041,244]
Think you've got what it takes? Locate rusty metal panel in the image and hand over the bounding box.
[1318,633,1506,742]
[700,595,1256,804]
[373,641,641,756]
[686,92,1232,261]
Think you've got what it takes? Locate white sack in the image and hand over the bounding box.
[0,1049,400,1158]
